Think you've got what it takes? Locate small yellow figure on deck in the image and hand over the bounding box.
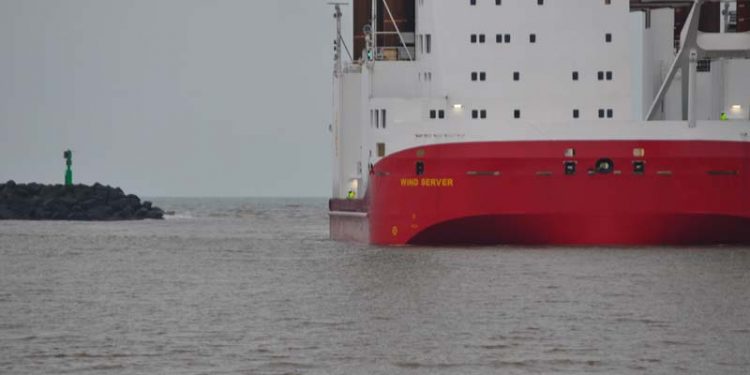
[347,190,356,200]
[720,112,728,121]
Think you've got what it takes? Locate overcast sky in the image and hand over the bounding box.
[0,0,348,197]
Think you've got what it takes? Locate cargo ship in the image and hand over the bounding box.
[329,0,750,245]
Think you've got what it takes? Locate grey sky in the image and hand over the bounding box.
[0,0,343,197]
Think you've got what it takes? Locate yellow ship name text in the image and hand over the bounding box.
[400,178,454,188]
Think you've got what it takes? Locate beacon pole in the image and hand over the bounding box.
[63,149,73,186]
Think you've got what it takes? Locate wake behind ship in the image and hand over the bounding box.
[329,0,750,246]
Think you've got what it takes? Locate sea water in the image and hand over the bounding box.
[1,198,749,374]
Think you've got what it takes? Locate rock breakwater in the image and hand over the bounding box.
[0,181,164,221]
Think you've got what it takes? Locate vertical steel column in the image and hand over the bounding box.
[688,49,698,128]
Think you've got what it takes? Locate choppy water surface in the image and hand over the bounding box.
[1,198,749,374]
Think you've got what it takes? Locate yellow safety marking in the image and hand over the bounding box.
[391,226,399,237]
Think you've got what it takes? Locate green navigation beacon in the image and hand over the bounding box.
[63,149,73,186]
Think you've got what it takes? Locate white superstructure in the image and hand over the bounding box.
[331,0,750,199]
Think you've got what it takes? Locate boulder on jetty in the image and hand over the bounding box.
[0,180,164,221]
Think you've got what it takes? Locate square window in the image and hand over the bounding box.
[538,0,543,5]
[479,34,486,43]
[480,110,487,119]
[471,72,478,81]
[605,0,611,5]
[438,110,445,119]
[430,110,436,119]
[504,34,511,43]
[598,71,604,81]
[513,72,520,81]
[697,59,711,72]
[471,34,477,43]
[564,161,576,175]
[479,72,486,81]
[514,110,521,119]
[573,109,579,118]
[530,34,536,43]
[470,0,476,5]
[606,71,613,80]
[598,109,605,118]
[572,71,579,81]
[607,109,613,118]
[496,0,501,4]
[496,34,503,43]
[472,110,479,119]
[633,161,645,174]
[605,33,612,43]
[377,143,386,157]
[416,161,425,176]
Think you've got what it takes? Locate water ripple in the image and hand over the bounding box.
[1,198,749,374]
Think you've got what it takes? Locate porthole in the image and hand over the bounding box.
[596,158,614,174]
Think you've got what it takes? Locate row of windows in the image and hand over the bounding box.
[412,161,646,178]
[570,109,614,119]
[423,25,612,56]
[598,109,615,119]
[470,0,545,5]
[419,72,433,81]
[417,34,432,54]
[470,71,520,81]
[470,33,612,45]
[470,71,487,81]
[370,109,386,129]
[429,109,445,119]
[423,109,616,120]
[414,160,643,178]
[470,0,612,5]
[421,70,616,83]
[469,71,613,82]
[470,34,487,44]
[471,34,516,44]
[472,110,488,119]
[418,71,617,83]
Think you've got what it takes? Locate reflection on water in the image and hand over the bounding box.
[1,198,749,374]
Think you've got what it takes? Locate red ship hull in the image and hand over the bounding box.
[359,140,750,246]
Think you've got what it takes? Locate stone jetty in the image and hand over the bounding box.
[0,180,164,221]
